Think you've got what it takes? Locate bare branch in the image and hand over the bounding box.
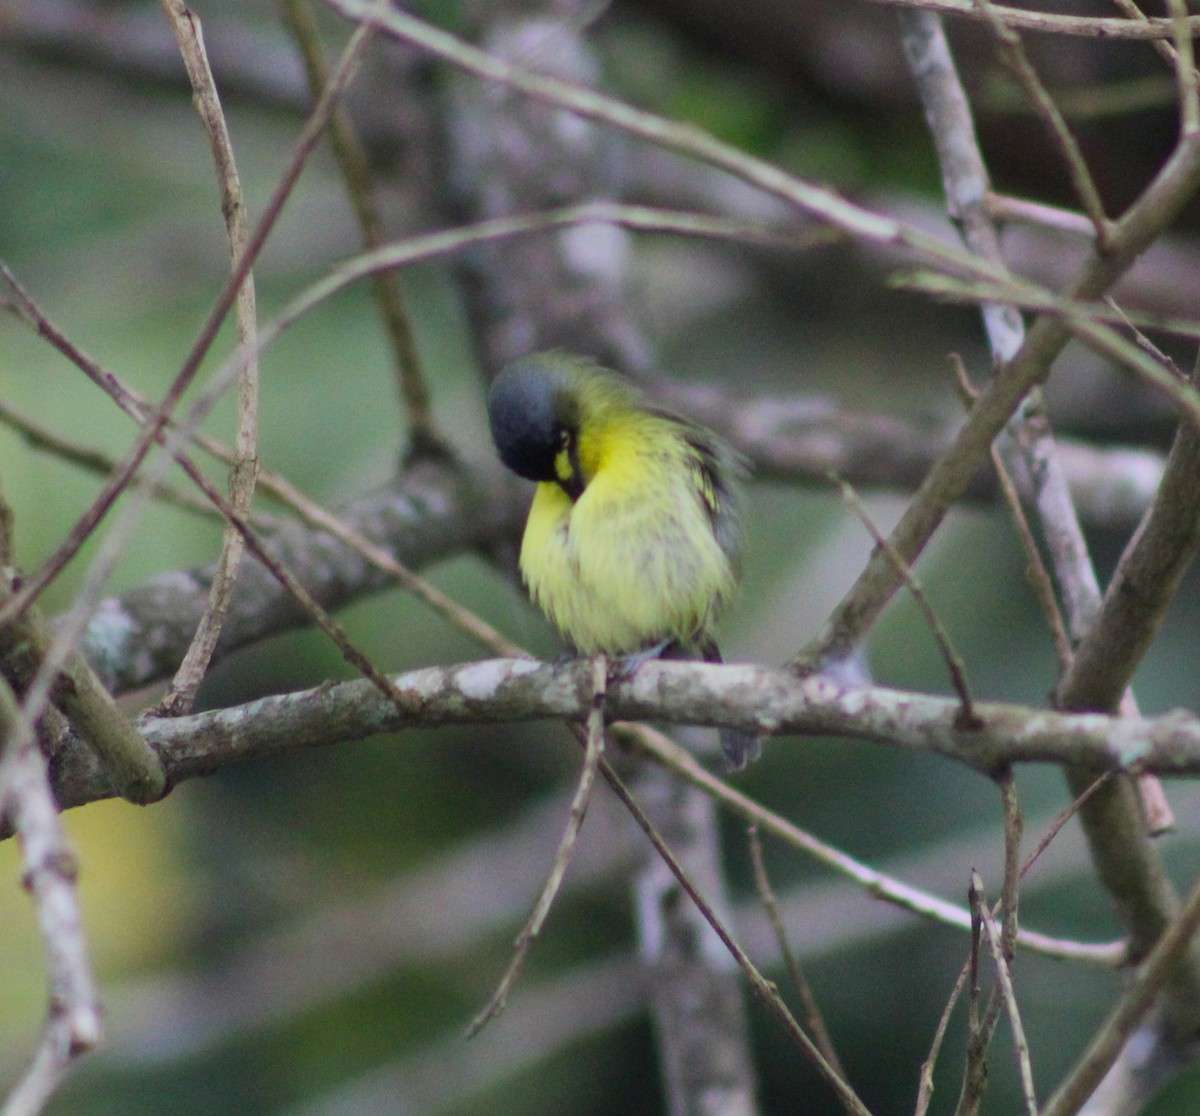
[899,6,1181,882]
[0,11,376,629]
[323,0,1008,287]
[800,126,1200,666]
[956,879,988,1116]
[833,472,978,725]
[0,401,243,524]
[0,680,101,1116]
[1041,869,1200,1116]
[1056,391,1200,717]
[971,0,1109,242]
[158,0,261,716]
[468,656,607,1035]
[281,0,439,448]
[916,960,970,1116]
[971,872,1038,1116]
[611,757,871,1116]
[1051,358,1200,1018]
[0,577,164,804]
[128,659,1200,776]
[865,0,1200,40]
[748,825,847,1083]
[656,378,1167,534]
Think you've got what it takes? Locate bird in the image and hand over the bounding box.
[486,351,758,768]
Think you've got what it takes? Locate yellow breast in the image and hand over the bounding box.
[519,416,735,655]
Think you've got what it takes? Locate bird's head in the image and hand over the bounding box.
[487,355,582,486]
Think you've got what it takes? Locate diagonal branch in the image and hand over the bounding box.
[1040,868,1200,1116]
[1055,379,1200,719]
[0,11,376,631]
[801,130,1200,668]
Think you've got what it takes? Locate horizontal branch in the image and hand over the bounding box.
[73,406,1164,708]
[655,380,1166,533]
[39,658,1200,815]
[864,0,1200,39]
[81,456,521,696]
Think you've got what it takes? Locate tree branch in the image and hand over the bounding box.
[81,459,519,696]
[29,659,1200,819]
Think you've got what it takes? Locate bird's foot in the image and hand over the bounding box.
[608,640,672,682]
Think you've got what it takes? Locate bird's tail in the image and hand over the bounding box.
[696,639,760,771]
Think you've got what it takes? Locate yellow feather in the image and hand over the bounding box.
[519,396,735,655]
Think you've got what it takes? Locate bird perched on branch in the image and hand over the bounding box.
[486,351,758,768]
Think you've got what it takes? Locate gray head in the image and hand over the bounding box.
[487,355,582,483]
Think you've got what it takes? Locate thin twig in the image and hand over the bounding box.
[281,0,439,449]
[25,665,1134,961]
[2,262,312,532]
[915,960,970,1116]
[950,356,1073,666]
[971,872,1038,1116]
[748,825,847,1080]
[158,450,460,726]
[35,656,1179,950]
[235,463,525,658]
[0,8,378,630]
[799,0,1200,667]
[0,439,163,814]
[0,268,1173,543]
[902,7,1179,870]
[0,264,240,476]
[597,755,875,1116]
[468,655,608,1035]
[1021,772,1113,882]
[0,18,384,884]
[1,262,518,657]
[957,820,1022,1116]
[1106,0,1200,92]
[984,193,1097,239]
[972,0,1109,243]
[1105,297,1187,380]
[897,269,1200,341]
[997,772,1023,964]
[323,0,1013,287]
[1168,0,1200,136]
[955,878,987,1116]
[868,0,1200,40]
[905,270,1200,443]
[923,779,1078,1116]
[267,204,838,342]
[158,0,261,716]
[993,444,1074,665]
[9,205,822,616]
[831,472,978,725]
[614,716,1126,966]
[0,400,245,524]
